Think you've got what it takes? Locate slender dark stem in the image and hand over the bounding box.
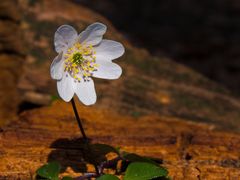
[71,98,88,141]
[98,156,122,174]
[74,156,122,179]
[74,173,97,180]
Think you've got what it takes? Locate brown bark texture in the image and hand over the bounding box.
[1,0,240,179]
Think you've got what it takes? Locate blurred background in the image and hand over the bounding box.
[79,0,240,95]
[2,1,240,178]
[1,0,240,132]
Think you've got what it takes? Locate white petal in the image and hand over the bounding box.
[50,52,64,80]
[75,79,96,105]
[79,22,107,46]
[54,25,78,53]
[93,61,122,79]
[95,40,125,60]
[57,73,75,102]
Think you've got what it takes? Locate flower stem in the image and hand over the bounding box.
[98,156,122,174]
[74,173,97,180]
[71,98,88,142]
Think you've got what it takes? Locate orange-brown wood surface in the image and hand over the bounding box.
[1,1,240,179]
[1,101,240,179]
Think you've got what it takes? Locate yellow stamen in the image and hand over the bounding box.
[63,42,98,82]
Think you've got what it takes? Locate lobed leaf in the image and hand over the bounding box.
[36,162,60,180]
[123,153,158,165]
[97,174,120,180]
[124,162,168,180]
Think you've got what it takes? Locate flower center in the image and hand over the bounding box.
[63,42,98,82]
[72,52,84,65]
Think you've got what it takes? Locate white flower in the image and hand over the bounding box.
[50,22,124,105]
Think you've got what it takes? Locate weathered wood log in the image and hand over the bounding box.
[17,0,240,133]
[0,0,24,125]
[1,101,240,179]
[1,0,240,179]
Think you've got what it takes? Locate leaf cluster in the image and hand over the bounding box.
[36,144,169,180]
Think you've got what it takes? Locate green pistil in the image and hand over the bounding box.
[72,52,84,65]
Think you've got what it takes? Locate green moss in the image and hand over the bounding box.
[51,95,59,102]
[125,76,150,94]
[28,0,41,6]
[123,76,163,115]
[31,20,59,40]
[24,13,86,40]
[126,51,192,83]
[30,47,46,63]
[172,90,223,112]
[125,49,229,96]
[174,93,210,110]
[23,15,83,64]
[131,111,143,118]
[170,89,240,128]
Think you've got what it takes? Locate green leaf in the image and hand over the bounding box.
[97,174,120,180]
[36,162,61,180]
[124,162,168,180]
[51,95,59,102]
[62,176,73,180]
[115,146,121,154]
[123,153,158,166]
